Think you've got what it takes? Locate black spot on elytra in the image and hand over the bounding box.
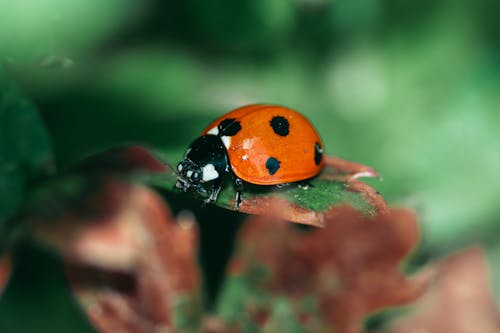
[218,118,242,136]
[270,116,289,136]
[314,142,323,165]
[266,157,280,175]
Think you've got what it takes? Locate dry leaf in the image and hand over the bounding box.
[32,180,203,333]
[216,206,428,333]
[386,247,500,333]
[0,255,10,296]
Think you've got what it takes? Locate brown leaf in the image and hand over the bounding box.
[322,155,380,181]
[236,195,323,227]
[386,248,500,333]
[33,181,202,333]
[214,156,387,227]
[0,255,10,296]
[217,206,427,333]
[86,146,386,227]
[71,146,169,175]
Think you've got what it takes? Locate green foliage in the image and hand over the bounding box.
[189,0,295,50]
[265,180,372,213]
[0,243,96,333]
[0,73,53,226]
[0,0,143,64]
[216,275,314,333]
[173,294,204,332]
[215,178,375,216]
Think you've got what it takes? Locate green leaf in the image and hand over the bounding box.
[173,294,205,333]
[214,177,376,222]
[0,73,53,226]
[66,146,387,227]
[216,274,329,332]
[149,154,387,227]
[0,244,96,333]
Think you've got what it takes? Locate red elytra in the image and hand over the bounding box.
[202,104,324,185]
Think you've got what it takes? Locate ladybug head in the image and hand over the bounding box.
[175,135,230,200]
[176,158,203,190]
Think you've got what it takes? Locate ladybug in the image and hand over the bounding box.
[176,104,324,208]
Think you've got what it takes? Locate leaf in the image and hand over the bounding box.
[21,145,393,332]
[0,255,10,297]
[70,145,169,175]
[65,145,386,227]
[386,248,500,333]
[20,145,173,250]
[0,73,53,226]
[0,244,97,333]
[30,179,203,333]
[215,206,428,333]
[149,152,387,227]
[17,145,171,244]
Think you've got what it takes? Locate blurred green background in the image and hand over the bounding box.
[1,0,500,331]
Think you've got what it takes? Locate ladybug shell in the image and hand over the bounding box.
[202,104,324,185]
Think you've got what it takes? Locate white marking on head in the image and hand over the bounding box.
[186,170,193,178]
[202,164,219,182]
[207,127,219,135]
[221,136,231,149]
[177,164,183,171]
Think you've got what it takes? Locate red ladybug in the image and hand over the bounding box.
[176,104,324,208]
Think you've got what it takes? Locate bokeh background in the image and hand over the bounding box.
[1,0,500,331]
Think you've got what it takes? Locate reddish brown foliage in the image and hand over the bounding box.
[322,155,379,181]
[23,145,500,333]
[70,146,387,227]
[34,181,202,333]
[235,181,389,227]
[73,146,169,174]
[222,206,427,333]
[386,248,500,333]
[237,195,325,227]
[346,180,389,216]
[227,155,388,227]
[0,255,10,295]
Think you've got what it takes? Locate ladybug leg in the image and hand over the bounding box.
[204,184,222,205]
[298,181,314,190]
[234,177,244,210]
[235,191,242,210]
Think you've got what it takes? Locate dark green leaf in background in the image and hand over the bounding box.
[0,72,53,226]
[0,243,96,333]
[188,0,295,50]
